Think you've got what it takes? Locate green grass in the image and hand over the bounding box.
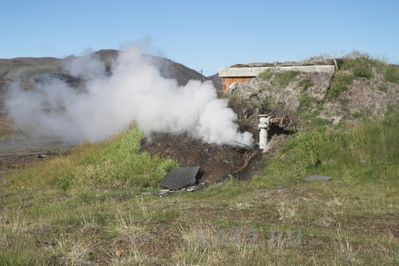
[328,71,354,99]
[298,79,314,91]
[258,70,299,87]
[1,111,398,264]
[341,56,375,79]
[383,65,399,84]
[264,108,399,186]
[258,70,273,80]
[298,93,318,110]
[7,128,177,193]
[342,55,399,85]
[275,70,299,87]
[328,55,399,99]
[295,93,329,128]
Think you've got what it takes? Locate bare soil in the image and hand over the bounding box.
[141,132,289,184]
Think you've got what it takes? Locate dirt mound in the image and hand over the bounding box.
[141,132,289,184]
[141,134,261,183]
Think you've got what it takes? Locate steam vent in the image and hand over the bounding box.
[219,61,336,93]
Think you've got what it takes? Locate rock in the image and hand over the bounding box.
[304,175,332,182]
[158,189,172,197]
[160,166,200,190]
[158,182,206,196]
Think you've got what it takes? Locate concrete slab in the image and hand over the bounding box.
[160,166,200,190]
[219,65,335,77]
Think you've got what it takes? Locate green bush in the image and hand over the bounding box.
[341,57,374,79]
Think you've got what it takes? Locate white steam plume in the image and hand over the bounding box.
[6,46,253,146]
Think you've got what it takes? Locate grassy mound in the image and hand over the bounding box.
[6,128,177,193]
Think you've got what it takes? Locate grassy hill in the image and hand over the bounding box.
[1,109,398,264]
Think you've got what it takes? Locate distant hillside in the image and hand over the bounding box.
[94,49,207,86]
[0,50,209,115]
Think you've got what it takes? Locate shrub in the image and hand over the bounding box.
[341,57,373,79]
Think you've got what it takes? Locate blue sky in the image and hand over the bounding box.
[1,0,398,75]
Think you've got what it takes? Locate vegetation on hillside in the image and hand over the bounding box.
[383,64,399,84]
[6,128,177,193]
[265,107,399,184]
[258,70,299,88]
[1,108,398,264]
[328,54,399,99]
[327,72,355,99]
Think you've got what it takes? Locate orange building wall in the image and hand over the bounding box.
[222,77,253,93]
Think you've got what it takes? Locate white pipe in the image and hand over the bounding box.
[258,115,270,152]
